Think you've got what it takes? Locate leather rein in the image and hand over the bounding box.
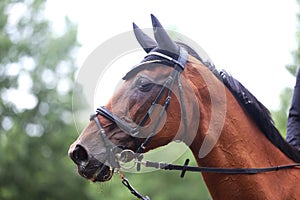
[90,48,300,200]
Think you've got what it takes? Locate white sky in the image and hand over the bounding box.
[46,0,298,110]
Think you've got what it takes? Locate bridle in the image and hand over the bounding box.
[90,47,300,200]
[91,47,189,169]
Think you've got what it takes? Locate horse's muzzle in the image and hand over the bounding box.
[69,145,113,182]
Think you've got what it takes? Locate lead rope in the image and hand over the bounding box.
[119,172,150,200]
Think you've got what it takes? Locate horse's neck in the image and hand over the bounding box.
[185,60,296,199]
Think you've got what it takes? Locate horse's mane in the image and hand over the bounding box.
[178,42,300,163]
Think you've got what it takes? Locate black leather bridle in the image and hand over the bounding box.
[91,47,189,170]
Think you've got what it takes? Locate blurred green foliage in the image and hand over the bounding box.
[0,0,98,199]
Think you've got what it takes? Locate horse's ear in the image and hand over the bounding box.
[151,14,179,54]
[133,22,157,53]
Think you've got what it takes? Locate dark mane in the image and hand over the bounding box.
[180,42,300,163]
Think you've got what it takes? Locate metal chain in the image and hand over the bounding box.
[119,172,150,200]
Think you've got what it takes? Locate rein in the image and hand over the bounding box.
[138,158,300,176]
[118,156,300,200]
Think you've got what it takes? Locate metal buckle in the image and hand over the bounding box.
[115,149,137,170]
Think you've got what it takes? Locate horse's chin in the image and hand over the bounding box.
[90,165,114,182]
[76,158,114,182]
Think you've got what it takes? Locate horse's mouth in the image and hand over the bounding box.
[77,159,114,182]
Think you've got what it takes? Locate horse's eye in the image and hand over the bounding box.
[136,77,154,92]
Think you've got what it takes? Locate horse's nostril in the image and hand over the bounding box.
[71,145,89,164]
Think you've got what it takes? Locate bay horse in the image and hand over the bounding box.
[68,15,300,199]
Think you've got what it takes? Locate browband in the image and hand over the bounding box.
[146,47,188,70]
[123,47,188,80]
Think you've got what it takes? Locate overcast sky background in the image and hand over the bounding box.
[46,0,299,110]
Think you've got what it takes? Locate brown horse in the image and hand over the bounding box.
[68,15,300,199]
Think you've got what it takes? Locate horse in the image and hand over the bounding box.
[68,14,300,199]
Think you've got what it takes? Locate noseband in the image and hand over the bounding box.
[91,47,189,169]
